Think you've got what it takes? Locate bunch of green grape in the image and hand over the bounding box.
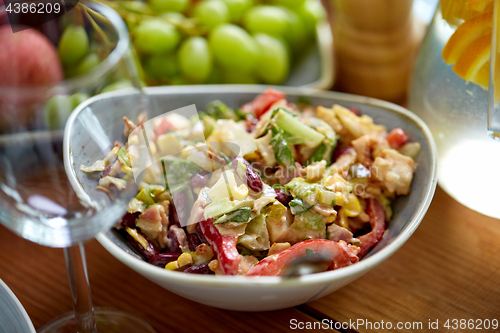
[119,0,325,85]
[46,22,133,130]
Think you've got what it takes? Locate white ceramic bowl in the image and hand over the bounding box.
[65,85,438,311]
[0,279,36,333]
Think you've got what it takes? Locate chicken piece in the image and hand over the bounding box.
[331,149,357,175]
[327,224,353,243]
[156,201,170,248]
[167,225,189,253]
[334,105,386,139]
[238,255,259,275]
[106,159,123,178]
[268,242,291,256]
[312,204,337,219]
[98,176,126,190]
[372,148,416,195]
[316,105,343,134]
[351,135,376,165]
[136,204,169,245]
[305,160,327,182]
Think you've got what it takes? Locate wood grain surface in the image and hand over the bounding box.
[0,226,336,333]
[0,186,498,333]
[304,187,500,332]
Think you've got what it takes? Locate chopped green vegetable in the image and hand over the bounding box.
[289,197,313,215]
[305,247,314,255]
[233,108,247,121]
[285,178,317,202]
[163,157,202,189]
[214,206,252,224]
[270,107,296,119]
[136,189,155,206]
[304,118,337,165]
[234,159,247,181]
[290,210,326,240]
[238,213,270,251]
[306,143,326,166]
[117,147,131,167]
[272,109,324,148]
[204,197,251,219]
[317,188,336,206]
[270,125,294,167]
[205,100,238,120]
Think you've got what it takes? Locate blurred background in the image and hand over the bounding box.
[0,0,439,133]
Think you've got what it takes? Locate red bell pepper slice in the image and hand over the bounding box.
[241,88,286,119]
[357,198,386,257]
[246,239,359,277]
[386,128,408,149]
[198,219,240,275]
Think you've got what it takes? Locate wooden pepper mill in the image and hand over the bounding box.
[329,0,424,102]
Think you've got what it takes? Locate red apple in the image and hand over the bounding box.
[0,25,63,87]
[0,26,64,131]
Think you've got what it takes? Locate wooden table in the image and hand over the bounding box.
[1,186,499,333]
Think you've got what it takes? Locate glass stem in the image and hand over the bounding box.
[64,243,97,333]
[488,0,500,140]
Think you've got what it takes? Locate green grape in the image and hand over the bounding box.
[133,20,180,55]
[58,26,89,66]
[101,80,134,93]
[208,24,258,72]
[222,69,257,84]
[269,0,305,8]
[70,93,90,109]
[297,0,326,34]
[149,0,188,12]
[206,66,223,84]
[221,0,252,22]
[243,6,291,38]
[75,53,100,76]
[194,0,229,30]
[178,37,213,83]
[44,95,72,130]
[254,33,289,84]
[280,7,307,49]
[305,0,326,22]
[170,76,189,85]
[162,11,186,24]
[144,54,179,79]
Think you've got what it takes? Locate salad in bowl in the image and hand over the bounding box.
[82,88,420,277]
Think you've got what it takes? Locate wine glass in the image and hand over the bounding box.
[0,2,155,332]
